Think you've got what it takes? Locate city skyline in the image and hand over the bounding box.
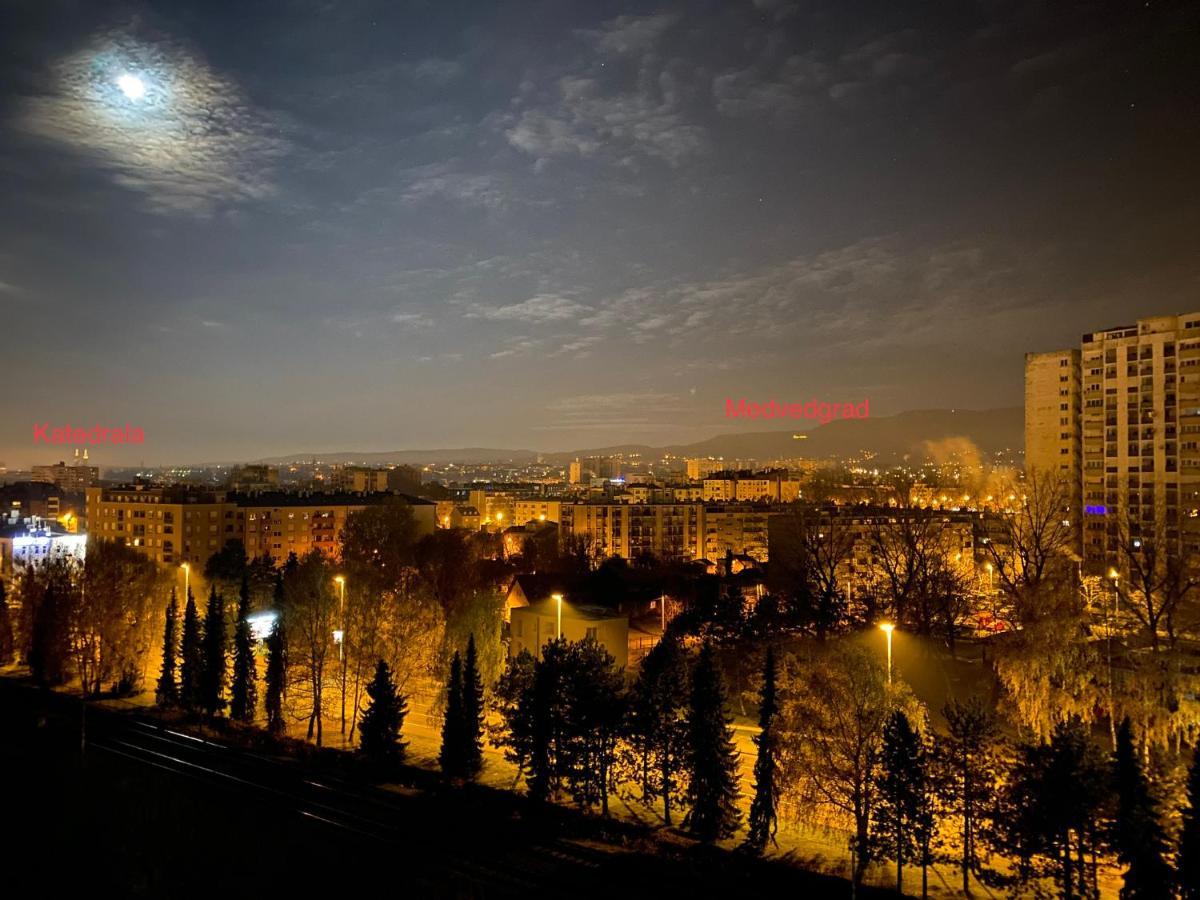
[2,0,1198,465]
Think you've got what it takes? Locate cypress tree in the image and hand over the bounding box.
[199,585,227,716]
[264,619,286,735]
[685,641,741,842]
[440,652,465,778]
[359,659,407,769]
[1112,718,1172,898]
[179,587,203,711]
[1180,751,1200,899]
[155,589,179,706]
[0,578,14,665]
[462,634,485,780]
[743,647,779,853]
[229,574,257,722]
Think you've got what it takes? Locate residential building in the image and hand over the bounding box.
[32,455,99,493]
[86,485,436,567]
[508,596,629,669]
[514,499,562,524]
[1025,348,1082,552]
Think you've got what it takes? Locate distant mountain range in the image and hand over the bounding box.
[254,407,1023,467]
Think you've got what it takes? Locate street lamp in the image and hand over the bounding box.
[181,562,190,598]
[334,574,347,738]
[333,576,346,654]
[552,592,563,640]
[879,622,895,685]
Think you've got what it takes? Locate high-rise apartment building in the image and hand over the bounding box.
[1030,313,1200,575]
[1024,349,1082,552]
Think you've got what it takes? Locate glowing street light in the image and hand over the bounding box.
[879,622,895,685]
[181,562,190,597]
[334,574,347,737]
[552,592,564,640]
[333,575,346,653]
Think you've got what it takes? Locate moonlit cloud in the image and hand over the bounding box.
[17,29,287,215]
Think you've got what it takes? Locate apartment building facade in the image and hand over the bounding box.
[1029,312,1200,575]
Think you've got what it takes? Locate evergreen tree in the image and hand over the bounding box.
[937,696,998,896]
[1111,718,1172,898]
[0,578,14,665]
[873,710,929,896]
[358,659,407,769]
[1001,716,1109,899]
[629,632,690,825]
[229,574,257,722]
[199,585,227,716]
[1180,751,1200,899]
[461,634,485,780]
[743,647,779,853]
[179,587,203,711]
[155,589,179,706]
[491,650,536,776]
[561,638,625,815]
[264,619,286,735]
[685,641,741,842]
[439,651,465,778]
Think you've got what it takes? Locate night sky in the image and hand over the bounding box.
[1,0,1198,466]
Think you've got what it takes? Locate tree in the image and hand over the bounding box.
[358,659,407,770]
[779,644,906,891]
[283,551,336,744]
[936,696,999,896]
[229,574,257,722]
[341,500,419,593]
[0,578,14,665]
[1001,716,1109,899]
[439,651,466,778]
[628,632,690,825]
[264,617,286,736]
[156,589,179,706]
[76,538,162,695]
[199,586,228,716]
[685,641,741,842]
[490,650,536,784]
[179,587,203,711]
[204,538,249,594]
[560,638,625,815]
[1111,718,1172,898]
[461,634,485,780]
[873,710,931,896]
[744,647,779,853]
[1180,751,1200,899]
[18,558,77,687]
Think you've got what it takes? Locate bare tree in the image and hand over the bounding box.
[283,550,337,745]
[983,468,1077,624]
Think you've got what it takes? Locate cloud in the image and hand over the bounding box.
[502,13,705,169]
[16,29,287,216]
[471,293,586,324]
[397,164,511,210]
[577,13,679,56]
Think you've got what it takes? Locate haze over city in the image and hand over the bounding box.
[2,0,1198,465]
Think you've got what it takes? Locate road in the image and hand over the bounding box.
[0,677,890,898]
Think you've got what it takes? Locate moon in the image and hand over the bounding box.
[116,73,146,100]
